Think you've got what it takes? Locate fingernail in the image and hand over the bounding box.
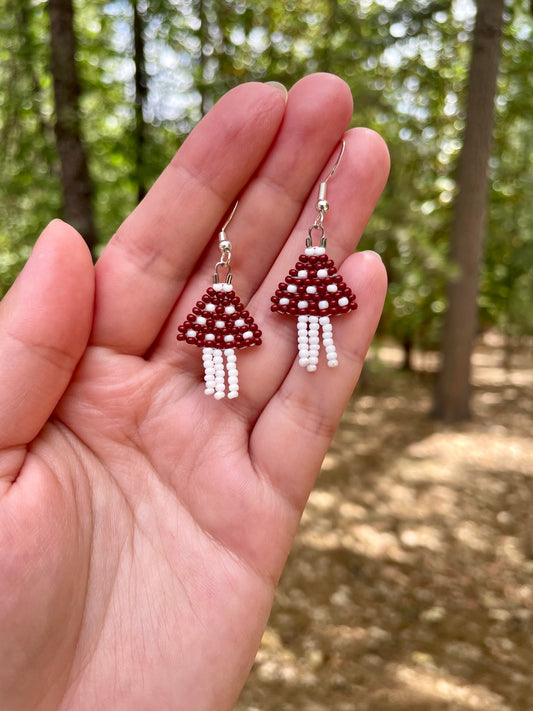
[265,81,288,103]
[365,250,383,259]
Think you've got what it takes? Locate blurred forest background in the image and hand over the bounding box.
[1,1,533,708]
[1,0,532,418]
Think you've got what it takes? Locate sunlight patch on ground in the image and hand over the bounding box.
[394,663,512,710]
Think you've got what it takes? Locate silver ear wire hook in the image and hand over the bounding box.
[317,140,345,214]
[214,200,238,284]
[307,140,346,248]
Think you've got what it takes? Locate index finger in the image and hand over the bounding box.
[92,82,287,355]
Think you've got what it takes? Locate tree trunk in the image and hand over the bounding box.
[48,0,97,254]
[132,0,148,203]
[434,0,504,421]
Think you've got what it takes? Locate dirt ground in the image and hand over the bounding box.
[235,334,533,711]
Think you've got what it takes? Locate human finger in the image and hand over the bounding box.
[92,82,287,355]
[151,73,354,363]
[228,127,390,409]
[249,250,387,511]
[0,221,94,491]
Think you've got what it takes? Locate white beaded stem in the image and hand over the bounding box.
[213,349,226,399]
[225,348,239,399]
[297,315,309,367]
[307,317,320,372]
[203,347,216,395]
[321,316,338,367]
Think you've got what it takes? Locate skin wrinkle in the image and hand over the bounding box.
[2,326,82,378]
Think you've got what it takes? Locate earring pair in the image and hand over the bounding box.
[177,141,357,400]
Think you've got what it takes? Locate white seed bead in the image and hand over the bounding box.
[243,330,253,339]
[309,337,320,345]
[309,316,319,323]
[225,306,235,314]
[323,337,334,347]
[215,320,225,328]
[306,286,317,294]
[205,304,216,312]
[338,297,349,307]
[327,284,338,293]
[322,323,333,332]
[205,334,215,341]
[204,388,215,395]
[279,298,290,305]
[326,345,337,353]
[317,269,328,278]
[214,391,225,399]
[205,367,215,376]
[297,301,308,309]
[196,316,207,325]
[319,316,330,325]
[235,319,245,327]
[227,391,238,399]
[298,270,308,278]
[228,376,239,385]
[223,335,234,342]
[307,364,317,372]
[309,356,319,365]
[287,284,298,293]
[328,359,339,368]
[318,300,329,310]
[299,357,309,367]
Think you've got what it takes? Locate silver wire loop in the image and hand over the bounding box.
[214,261,232,284]
[306,224,327,248]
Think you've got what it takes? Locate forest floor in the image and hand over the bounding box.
[235,333,533,711]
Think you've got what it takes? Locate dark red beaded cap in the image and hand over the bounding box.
[177,286,262,350]
[270,252,357,317]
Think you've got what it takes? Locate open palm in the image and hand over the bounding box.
[0,74,389,711]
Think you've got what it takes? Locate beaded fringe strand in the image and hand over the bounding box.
[202,347,239,399]
[297,315,338,372]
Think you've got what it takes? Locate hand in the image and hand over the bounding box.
[0,74,389,711]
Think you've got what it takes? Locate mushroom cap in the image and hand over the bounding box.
[271,252,357,317]
[177,283,262,350]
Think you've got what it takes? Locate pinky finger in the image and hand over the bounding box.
[249,250,387,512]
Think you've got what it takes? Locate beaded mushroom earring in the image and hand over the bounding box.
[270,141,357,371]
[176,202,262,399]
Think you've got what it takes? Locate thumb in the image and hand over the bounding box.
[0,220,94,486]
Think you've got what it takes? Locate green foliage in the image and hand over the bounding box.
[0,0,532,343]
